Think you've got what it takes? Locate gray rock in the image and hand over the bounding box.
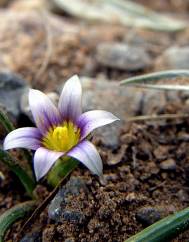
[48,177,88,224]
[142,89,167,115]
[20,231,41,242]
[136,206,161,226]
[96,43,151,71]
[157,46,189,69]
[160,159,176,171]
[0,71,29,119]
[58,77,143,148]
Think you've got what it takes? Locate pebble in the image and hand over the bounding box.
[0,71,29,120]
[156,46,189,69]
[142,89,166,115]
[20,231,41,242]
[160,159,176,171]
[48,177,88,224]
[177,189,189,202]
[136,206,161,226]
[153,145,169,160]
[65,238,75,242]
[96,43,151,71]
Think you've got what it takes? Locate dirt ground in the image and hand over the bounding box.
[1,0,189,241]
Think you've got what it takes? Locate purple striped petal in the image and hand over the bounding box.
[29,89,61,134]
[33,147,63,181]
[58,75,82,122]
[67,140,103,176]
[3,127,41,150]
[77,110,119,139]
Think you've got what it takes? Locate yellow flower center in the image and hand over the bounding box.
[42,122,80,152]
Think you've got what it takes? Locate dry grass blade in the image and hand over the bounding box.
[127,113,189,122]
[51,0,186,31]
[16,170,72,241]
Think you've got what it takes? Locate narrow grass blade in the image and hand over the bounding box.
[0,201,36,242]
[125,206,189,242]
[17,169,72,240]
[127,113,189,122]
[120,70,189,85]
[0,108,14,132]
[131,84,189,91]
[0,150,35,197]
[51,0,186,32]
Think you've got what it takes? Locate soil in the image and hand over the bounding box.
[1,0,189,241]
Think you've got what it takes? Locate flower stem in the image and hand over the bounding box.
[125,206,189,242]
[0,150,36,197]
[47,157,78,187]
[0,201,36,242]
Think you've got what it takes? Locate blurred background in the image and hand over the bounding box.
[1,0,189,133]
[0,0,188,91]
[2,2,189,241]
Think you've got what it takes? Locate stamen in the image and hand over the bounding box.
[42,122,80,152]
[53,127,68,141]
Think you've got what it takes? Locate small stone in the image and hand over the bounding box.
[96,43,151,71]
[0,71,29,119]
[153,145,169,160]
[20,231,41,242]
[156,46,189,69]
[160,159,176,171]
[142,89,166,115]
[63,210,85,224]
[177,131,189,142]
[58,77,143,148]
[136,207,161,226]
[125,192,137,203]
[65,238,75,242]
[177,189,189,202]
[48,177,88,224]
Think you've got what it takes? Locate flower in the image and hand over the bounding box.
[3,75,119,180]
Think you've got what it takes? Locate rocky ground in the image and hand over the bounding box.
[1,0,189,241]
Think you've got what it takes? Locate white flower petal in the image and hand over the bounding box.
[58,75,82,122]
[67,140,103,176]
[29,89,61,134]
[33,147,63,181]
[77,110,119,139]
[3,127,41,150]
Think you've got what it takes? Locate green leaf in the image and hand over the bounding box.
[47,157,78,187]
[125,206,189,242]
[120,70,189,85]
[0,108,14,132]
[0,150,36,197]
[0,201,36,242]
